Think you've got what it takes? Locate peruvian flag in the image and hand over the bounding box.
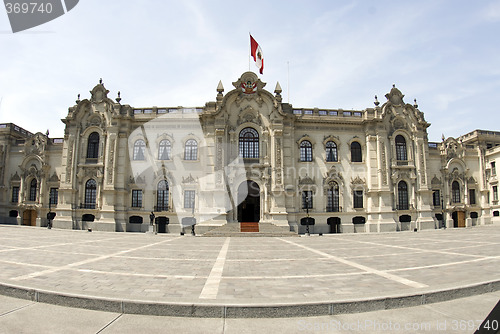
[250,35,264,74]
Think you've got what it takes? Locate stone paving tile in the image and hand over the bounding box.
[348,252,486,271]
[217,274,413,300]
[226,250,319,260]
[20,271,209,301]
[0,262,49,280]
[77,257,215,276]
[393,258,500,286]
[223,258,362,277]
[0,225,499,305]
[0,249,96,267]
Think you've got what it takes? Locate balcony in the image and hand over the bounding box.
[326,206,341,213]
[154,205,169,212]
[391,159,414,169]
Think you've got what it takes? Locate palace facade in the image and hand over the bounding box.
[1,71,500,234]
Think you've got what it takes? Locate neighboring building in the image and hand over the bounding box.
[1,71,499,233]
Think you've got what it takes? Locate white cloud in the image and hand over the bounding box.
[481,0,500,21]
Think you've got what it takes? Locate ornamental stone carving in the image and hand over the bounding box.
[24,133,48,156]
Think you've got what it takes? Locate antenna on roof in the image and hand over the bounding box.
[287,61,290,104]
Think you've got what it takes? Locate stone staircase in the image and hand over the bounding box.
[202,222,298,237]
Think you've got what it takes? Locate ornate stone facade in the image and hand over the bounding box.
[1,72,500,233]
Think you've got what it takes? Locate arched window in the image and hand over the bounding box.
[395,135,407,161]
[327,182,340,212]
[157,180,169,211]
[86,132,99,159]
[351,141,362,162]
[158,139,171,160]
[239,128,259,159]
[300,140,313,162]
[398,181,409,210]
[452,181,460,203]
[84,179,97,209]
[326,141,338,162]
[184,139,198,160]
[133,139,146,161]
[29,179,37,201]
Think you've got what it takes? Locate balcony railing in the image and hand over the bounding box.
[154,205,169,212]
[326,206,340,212]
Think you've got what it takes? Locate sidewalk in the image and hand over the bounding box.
[0,291,498,333]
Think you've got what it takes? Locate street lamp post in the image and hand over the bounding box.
[47,200,52,229]
[305,195,310,236]
[191,203,195,236]
[441,194,446,229]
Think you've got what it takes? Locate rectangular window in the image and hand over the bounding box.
[184,190,195,209]
[432,190,441,207]
[353,190,363,208]
[302,191,313,209]
[493,186,498,202]
[11,186,19,203]
[469,189,476,205]
[326,188,339,212]
[492,162,496,176]
[49,188,58,206]
[131,190,142,208]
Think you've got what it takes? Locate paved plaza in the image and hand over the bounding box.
[0,225,499,318]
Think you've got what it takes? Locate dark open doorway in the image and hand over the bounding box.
[327,217,341,233]
[237,180,260,222]
[156,217,169,233]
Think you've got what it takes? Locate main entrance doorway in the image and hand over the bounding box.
[237,180,260,222]
[23,210,37,226]
[452,211,465,228]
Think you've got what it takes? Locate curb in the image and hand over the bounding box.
[0,279,499,318]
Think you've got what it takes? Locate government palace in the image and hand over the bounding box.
[1,71,500,234]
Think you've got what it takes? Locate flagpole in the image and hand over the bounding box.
[248,32,251,71]
[287,61,290,103]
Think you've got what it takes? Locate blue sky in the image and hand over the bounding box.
[1,0,500,141]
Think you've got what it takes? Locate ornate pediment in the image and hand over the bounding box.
[323,135,339,144]
[77,166,103,180]
[385,85,405,106]
[237,106,262,126]
[26,163,40,177]
[129,174,146,185]
[449,167,465,182]
[48,172,60,183]
[392,117,407,130]
[351,176,366,185]
[442,138,464,161]
[325,166,343,182]
[232,72,266,95]
[431,175,441,185]
[182,174,197,184]
[299,175,315,185]
[467,176,476,184]
[11,171,21,182]
[86,114,104,128]
[24,132,48,156]
[90,79,110,103]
